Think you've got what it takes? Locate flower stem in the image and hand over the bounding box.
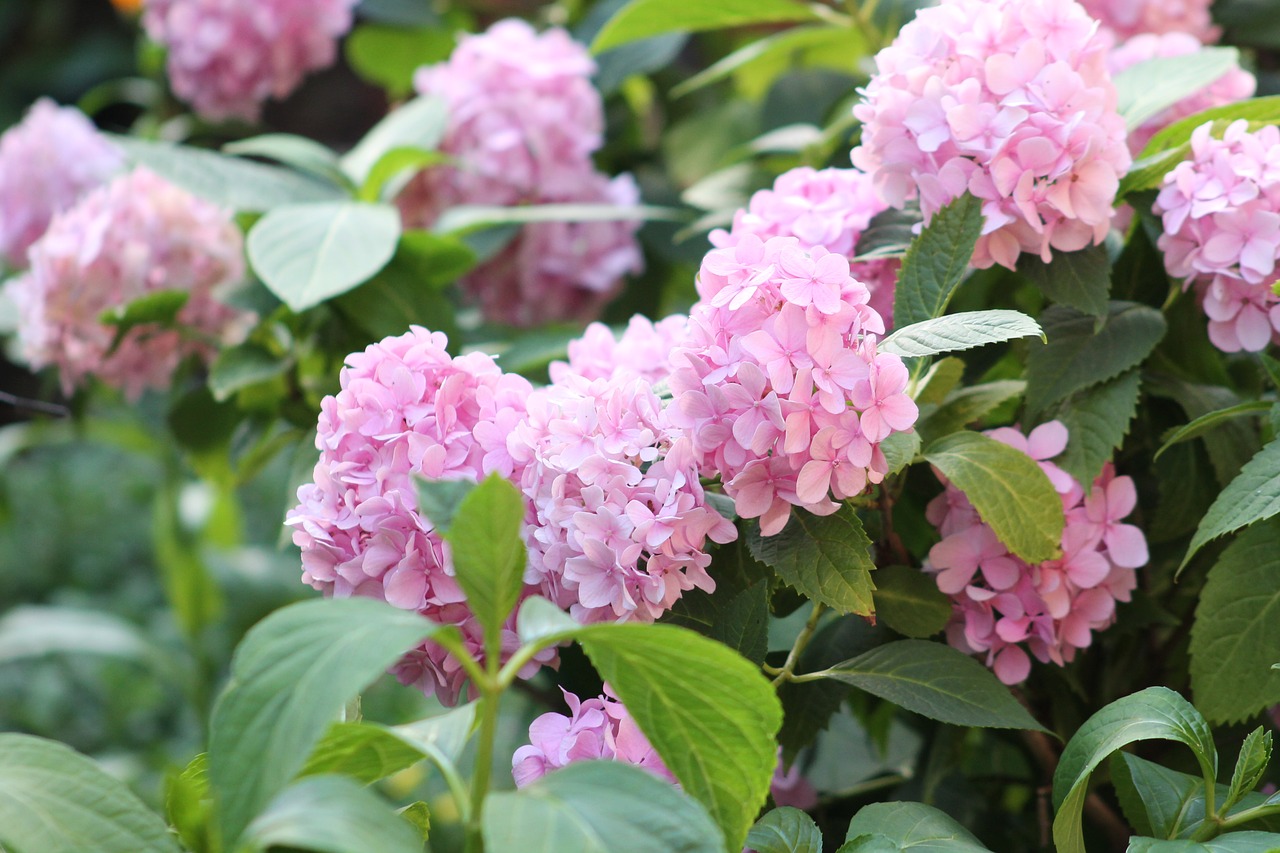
[771,602,827,686]
[464,689,500,853]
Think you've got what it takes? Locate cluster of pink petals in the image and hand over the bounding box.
[7,168,247,399]
[670,235,917,535]
[285,327,551,705]
[510,370,736,624]
[143,0,359,122]
[1155,121,1280,352]
[1079,0,1219,43]
[0,99,122,269]
[1107,33,1255,156]
[851,0,1131,270]
[712,167,900,328]
[925,422,1148,685]
[398,19,642,326]
[550,314,689,386]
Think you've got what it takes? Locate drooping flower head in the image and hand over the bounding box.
[143,0,360,122]
[669,235,918,535]
[852,0,1132,270]
[7,168,247,398]
[286,327,551,704]
[1079,0,1219,43]
[0,99,123,269]
[925,422,1148,684]
[397,19,643,326]
[712,167,900,328]
[1154,121,1280,352]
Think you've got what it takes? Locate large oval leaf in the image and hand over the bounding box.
[241,775,423,853]
[843,801,992,852]
[879,310,1043,359]
[746,504,876,616]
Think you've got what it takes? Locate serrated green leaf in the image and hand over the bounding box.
[1156,402,1273,461]
[1042,369,1143,486]
[1113,48,1241,130]
[844,801,993,851]
[746,807,822,853]
[1017,244,1111,317]
[1183,439,1280,567]
[808,640,1046,731]
[746,504,876,616]
[923,431,1064,563]
[880,430,922,476]
[893,193,984,330]
[483,762,724,853]
[241,775,423,853]
[879,310,1042,358]
[1189,519,1280,722]
[1025,302,1166,415]
[666,539,772,665]
[917,380,1026,445]
[247,201,401,311]
[1052,687,1217,853]
[0,735,182,853]
[591,0,819,53]
[872,566,952,639]
[1228,729,1273,810]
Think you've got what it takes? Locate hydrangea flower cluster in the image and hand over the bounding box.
[1107,33,1255,156]
[398,19,642,326]
[0,99,122,269]
[1154,120,1280,352]
[285,327,550,705]
[7,168,247,399]
[1079,0,1219,43]
[925,422,1148,685]
[711,167,900,328]
[669,235,918,535]
[143,0,359,122]
[550,314,689,386]
[851,0,1132,270]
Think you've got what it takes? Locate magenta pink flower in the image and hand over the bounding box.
[925,422,1147,684]
[0,99,122,269]
[1155,121,1280,352]
[143,0,359,122]
[7,168,248,399]
[852,0,1131,270]
[1079,0,1219,42]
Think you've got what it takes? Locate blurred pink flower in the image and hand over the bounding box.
[1079,0,1219,42]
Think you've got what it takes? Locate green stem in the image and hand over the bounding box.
[465,691,500,853]
[771,603,827,686]
[423,744,472,824]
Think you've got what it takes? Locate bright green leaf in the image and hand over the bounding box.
[1228,729,1273,810]
[893,193,984,330]
[342,96,449,186]
[1017,244,1111,317]
[1143,95,1280,156]
[872,566,952,639]
[209,344,290,402]
[241,775,423,853]
[99,289,188,331]
[745,807,822,853]
[916,380,1026,446]
[923,431,1064,563]
[844,801,992,851]
[880,430,922,476]
[915,357,966,406]
[746,504,877,616]
[1126,833,1280,852]
[346,24,456,98]
[1156,402,1273,462]
[1183,439,1280,567]
[1041,369,1143,486]
[360,147,448,202]
[223,134,351,190]
[671,25,856,99]
[591,0,819,53]
[1113,48,1241,130]
[879,309,1042,358]
[1119,144,1191,198]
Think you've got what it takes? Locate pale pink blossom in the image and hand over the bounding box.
[550,314,689,386]
[1079,0,1219,42]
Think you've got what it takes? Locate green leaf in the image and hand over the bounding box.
[223,134,351,190]
[854,206,922,262]
[1113,48,1241,130]
[1183,439,1280,567]
[299,709,484,786]
[915,357,966,406]
[1228,729,1273,810]
[341,96,449,187]
[346,24,456,98]
[1017,244,1111,317]
[247,201,401,311]
[1127,834,1280,852]
[916,380,1026,445]
[515,595,581,647]
[872,566,952,639]
[892,193,984,331]
[1149,377,1259,488]
[1119,144,1191,198]
[745,807,822,853]
[1041,369,1143,486]
[809,639,1046,731]
[441,473,528,652]
[399,801,431,840]
[1189,519,1280,722]
[0,733,181,853]
[591,0,820,53]
[746,504,877,616]
[433,202,682,235]
[1115,752,1280,840]
[1052,687,1217,853]
[1025,301,1166,415]
[1156,402,1274,462]
[843,802,992,851]
[483,761,724,853]
[666,540,772,665]
[879,310,1042,358]
[209,344,290,402]
[413,478,477,531]
[165,753,212,853]
[923,431,1064,563]
[241,775,423,853]
[360,147,448,202]
[1142,95,1280,156]
[114,137,344,211]
[208,598,443,847]
[880,430,922,476]
[0,605,155,665]
[671,25,857,99]
[99,289,188,330]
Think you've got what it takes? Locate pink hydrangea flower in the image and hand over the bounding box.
[851,0,1131,270]
[924,422,1147,685]
[669,235,917,535]
[143,0,359,122]
[0,99,123,268]
[1154,120,1280,352]
[397,19,642,326]
[7,168,247,399]
[1107,33,1255,156]
[1079,0,1219,42]
[509,370,737,625]
[285,327,554,705]
[550,314,689,386]
[711,167,900,327]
